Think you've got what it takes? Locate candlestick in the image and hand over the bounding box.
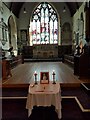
[52,70,56,84]
[34,71,37,84]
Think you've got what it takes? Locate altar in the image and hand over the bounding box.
[33,44,58,58]
[26,81,62,119]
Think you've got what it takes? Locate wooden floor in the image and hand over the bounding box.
[1,62,90,87]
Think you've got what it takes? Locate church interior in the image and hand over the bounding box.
[0,0,90,120]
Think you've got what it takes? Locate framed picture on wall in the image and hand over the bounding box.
[76,32,79,45]
[0,19,8,46]
[40,72,49,84]
[21,30,27,41]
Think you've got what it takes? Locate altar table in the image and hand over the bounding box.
[26,82,62,119]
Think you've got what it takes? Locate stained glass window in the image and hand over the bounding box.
[29,2,58,45]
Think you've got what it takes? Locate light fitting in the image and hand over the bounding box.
[24,8,27,14]
[63,6,66,13]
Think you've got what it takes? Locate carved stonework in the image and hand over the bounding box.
[62,22,72,45]
[0,18,8,46]
[33,44,58,58]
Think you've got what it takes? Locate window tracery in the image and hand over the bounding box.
[29,2,58,45]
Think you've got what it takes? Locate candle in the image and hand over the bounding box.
[52,70,55,75]
[34,71,37,75]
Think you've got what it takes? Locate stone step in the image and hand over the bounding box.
[81,83,90,95]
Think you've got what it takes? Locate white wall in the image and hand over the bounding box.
[1,2,72,47]
[19,2,38,30]
[73,3,86,47]
[1,2,18,51]
[19,2,72,45]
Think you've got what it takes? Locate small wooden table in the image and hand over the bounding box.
[26,81,62,119]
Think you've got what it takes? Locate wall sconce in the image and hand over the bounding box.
[63,6,66,13]
[24,8,27,14]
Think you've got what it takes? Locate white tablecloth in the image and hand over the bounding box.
[26,82,62,119]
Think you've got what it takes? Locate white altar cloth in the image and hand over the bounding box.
[26,82,62,119]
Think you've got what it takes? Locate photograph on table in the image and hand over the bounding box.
[40,72,49,84]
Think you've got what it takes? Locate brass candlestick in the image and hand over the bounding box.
[52,70,56,84]
[34,71,37,84]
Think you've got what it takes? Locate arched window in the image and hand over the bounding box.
[29,2,58,46]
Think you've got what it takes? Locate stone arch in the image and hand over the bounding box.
[8,15,17,54]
